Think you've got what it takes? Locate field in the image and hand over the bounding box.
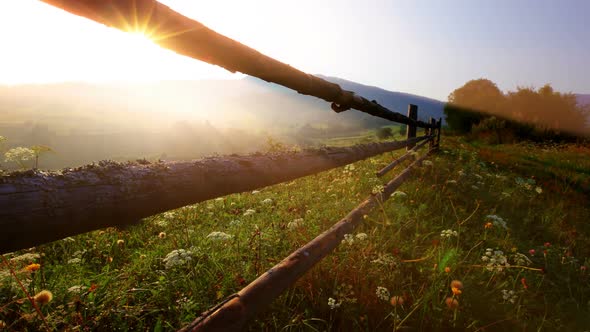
[1,136,590,331]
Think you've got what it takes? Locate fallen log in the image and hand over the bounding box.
[0,136,430,254]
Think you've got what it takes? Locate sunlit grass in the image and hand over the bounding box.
[1,136,589,330]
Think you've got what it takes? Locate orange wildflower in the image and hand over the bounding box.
[450,280,463,290]
[25,263,40,272]
[445,297,459,309]
[444,266,451,273]
[33,290,53,305]
[451,287,462,295]
[390,295,405,307]
[484,222,493,229]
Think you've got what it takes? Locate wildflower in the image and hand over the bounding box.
[243,209,256,216]
[163,249,193,269]
[376,287,390,301]
[355,233,368,241]
[440,229,458,238]
[501,289,517,304]
[328,297,341,309]
[24,263,40,272]
[371,253,399,267]
[214,197,224,202]
[342,234,355,245]
[445,297,459,309]
[67,285,86,294]
[390,295,404,306]
[529,249,536,256]
[391,191,407,199]
[287,218,304,229]
[117,239,125,246]
[471,185,479,190]
[451,287,462,296]
[10,253,40,262]
[535,187,543,194]
[4,147,35,163]
[206,231,233,241]
[158,232,166,239]
[422,160,433,166]
[67,258,81,264]
[513,253,532,266]
[481,248,510,272]
[485,215,507,229]
[261,198,273,205]
[484,222,493,229]
[444,266,451,273]
[251,190,260,194]
[33,290,53,305]
[372,184,385,195]
[544,242,551,248]
[450,280,463,290]
[521,278,528,290]
[445,180,457,184]
[229,219,242,227]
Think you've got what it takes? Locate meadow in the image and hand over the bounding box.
[1,135,589,331]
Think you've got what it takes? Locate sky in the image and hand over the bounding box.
[0,0,589,101]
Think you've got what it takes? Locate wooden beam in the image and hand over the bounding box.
[0,137,427,254]
[39,0,436,129]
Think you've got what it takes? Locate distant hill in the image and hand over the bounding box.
[577,94,590,106]
[0,77,445,169]
[317,75,445,123]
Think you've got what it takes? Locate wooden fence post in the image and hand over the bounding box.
[406,104,418,150]
[428,117,435,150]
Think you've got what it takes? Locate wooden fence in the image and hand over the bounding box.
[1,1,443,330]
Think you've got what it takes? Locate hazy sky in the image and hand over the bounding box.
[1,0,589,100]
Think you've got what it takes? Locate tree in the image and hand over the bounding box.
[445,79,505,133]
[375,127,393,140]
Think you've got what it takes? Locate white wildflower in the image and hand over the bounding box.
[474,174,483,180]
[67,258,81,265]
[482,248,510,272]
[214,197,224,202]
[446,180,457,184]
[251,190,260,195]
[67,285,86,294]
[355,233,368,241]
[328,297,341,309]
[501,289,517,304]
[163,249,193,269]
[10,253,41,262]
[206,231,233,242]
[485,215,507,229]
[287,218,304,230]
[376,286,390,301]
[261,198,273,205]
[391,191,407,199]
[535,187,543,194]
[471,185,479,190]
[422,160,433,166]
[229,219,242,227]
[371,253,399,267]
[342,234,355,245]
[4,147,35,163]
[440,229,458,238]
[512,253,532,266]
[243,209,256,216]
[372,184,385,195]
[153,218,169,228]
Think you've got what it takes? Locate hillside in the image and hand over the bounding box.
[0,77,444,169]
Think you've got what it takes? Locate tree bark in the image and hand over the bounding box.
[0,137,428,254]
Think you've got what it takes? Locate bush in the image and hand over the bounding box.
[375,127,393,140]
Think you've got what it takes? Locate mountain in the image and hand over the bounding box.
[317,75,445,123]
[0,77,445,169]
[577,94,590,106]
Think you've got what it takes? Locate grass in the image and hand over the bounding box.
[1,136,590,331]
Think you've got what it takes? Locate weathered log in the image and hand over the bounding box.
[40,0,436,129]
[181,149,435,332]
[0,137,429,254]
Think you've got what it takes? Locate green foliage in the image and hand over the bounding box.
[375,127,393,140]
[1,137,590,331]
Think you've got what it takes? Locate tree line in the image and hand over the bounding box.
[444,79,590,143]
